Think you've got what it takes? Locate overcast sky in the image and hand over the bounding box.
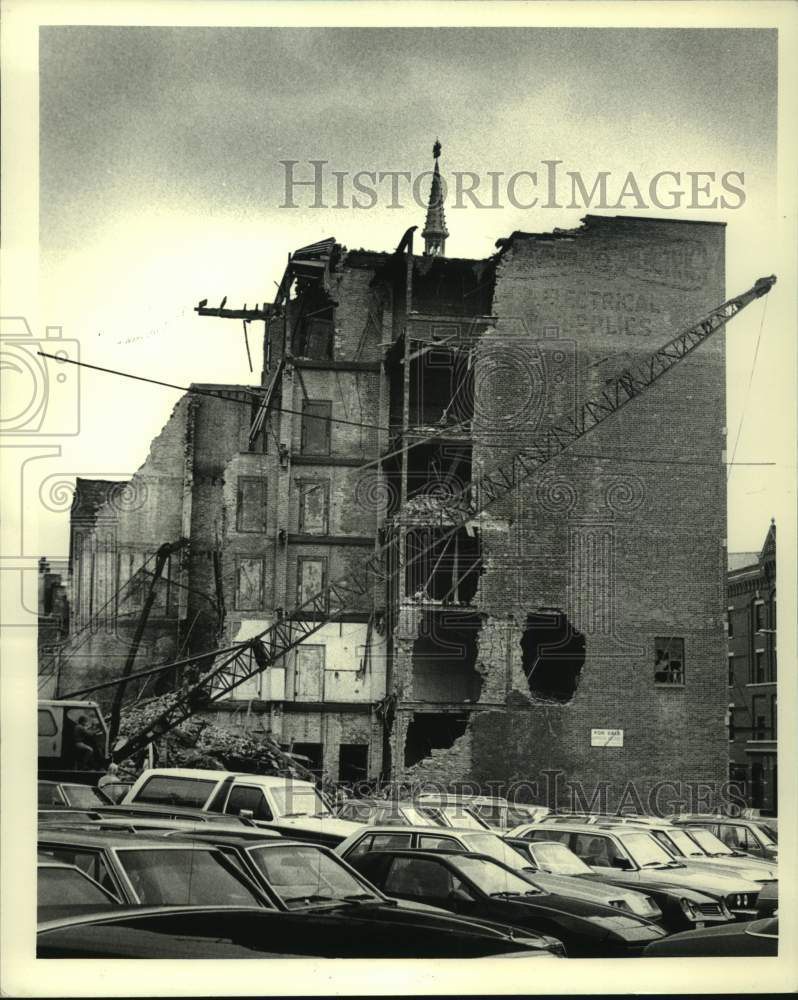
[38,26,782,553]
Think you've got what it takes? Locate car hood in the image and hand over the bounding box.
[678,856,778,882]
[485,891,666,944]
[301,899,562,952]
[605,864,761,895]
[525,872,659,917]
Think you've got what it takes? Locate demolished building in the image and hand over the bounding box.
[51,145,731,803]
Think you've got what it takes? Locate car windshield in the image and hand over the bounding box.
[38,866,117,910]
[620,832,677,867]
[661,828,706,857]
[423,805,486,830]
[400,805,439,826]
[687,828,734,855]
[270,785,331,818]
[752,823,776,846]
[134,775,217,808]
[64,785,110,808]
[471,803,506,828]
[529,842,593,875]
[117,848,264,906]
[248,844,378,908]
[461,834,529,868]
[450,856,540,896]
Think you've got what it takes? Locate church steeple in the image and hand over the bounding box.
[421,139,449,256]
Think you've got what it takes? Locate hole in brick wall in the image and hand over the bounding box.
[520,610,585,703]
[404,711,469,768]
[411,610,483,702]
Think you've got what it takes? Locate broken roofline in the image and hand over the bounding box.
[294,213,728,273]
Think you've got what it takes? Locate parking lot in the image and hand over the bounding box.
[37,773,778,959]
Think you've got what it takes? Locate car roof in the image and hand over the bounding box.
[135,768,315,787]
[37,828,228,849]
[348,824,491,837]
[533,820,646,835]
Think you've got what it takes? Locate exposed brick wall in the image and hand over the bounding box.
[391,217,730,808]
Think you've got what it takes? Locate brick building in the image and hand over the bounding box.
[51,146,732,802]
[727,522,777,814]
[37,557,69,698]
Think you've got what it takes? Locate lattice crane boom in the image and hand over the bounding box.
[113,274,776,762]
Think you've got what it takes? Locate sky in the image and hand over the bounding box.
[35,25,784,555]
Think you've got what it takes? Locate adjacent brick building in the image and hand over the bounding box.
[727,522,777,814]
[49,149,733,802]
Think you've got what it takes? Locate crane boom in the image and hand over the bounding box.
[113,274,776,762]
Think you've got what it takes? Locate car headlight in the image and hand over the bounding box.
[680,898,698,919]
[728,893,750,909]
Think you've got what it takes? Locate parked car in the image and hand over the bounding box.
[351,848,667,957]
[38,858,121,920]
[641,822,778,883]
[670,815,778,861]
[414,793,550,832]
[38,780,112,809]
[37,829,270,907]
[643,916,778,957]
[122,768,362,845]
[335,798,444,827]
[336,824,662,921]
[510,821,763,919]
[37,904,565,959]
[504,838,734,933]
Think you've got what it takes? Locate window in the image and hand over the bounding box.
[726,607,734,638]
[236,477,267,533]
[301,399,332,455]
[753,650,765,683]
[235,557,264,610]
[117,848,263,907]
[293,646,324,701]
[38,709,57,737]
[298,480,329,534]
[754,600,765,632]
[751,695,767,740]
[571,833,622,867]
[224,785,273,821]
[134,775,217,808]
[771,695,777,738]
[728,654,735,687]
[654,637,684,685]
[418,835,464,851]
[384,857,453,899]
[40,847,114,890]
[526,828,570,844]
[297,557,326,608]
[728,707,736,741]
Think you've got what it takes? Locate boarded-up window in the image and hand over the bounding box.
[297,557,327,609]
[301,400,332,455]
[298,480,329,534]
[236,558,264,610]
[237,477,267,533]
[294,645,324,700]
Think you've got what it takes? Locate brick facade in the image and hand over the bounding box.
[51,216,731,799]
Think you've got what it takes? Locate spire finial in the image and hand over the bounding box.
[422,138,448,257]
